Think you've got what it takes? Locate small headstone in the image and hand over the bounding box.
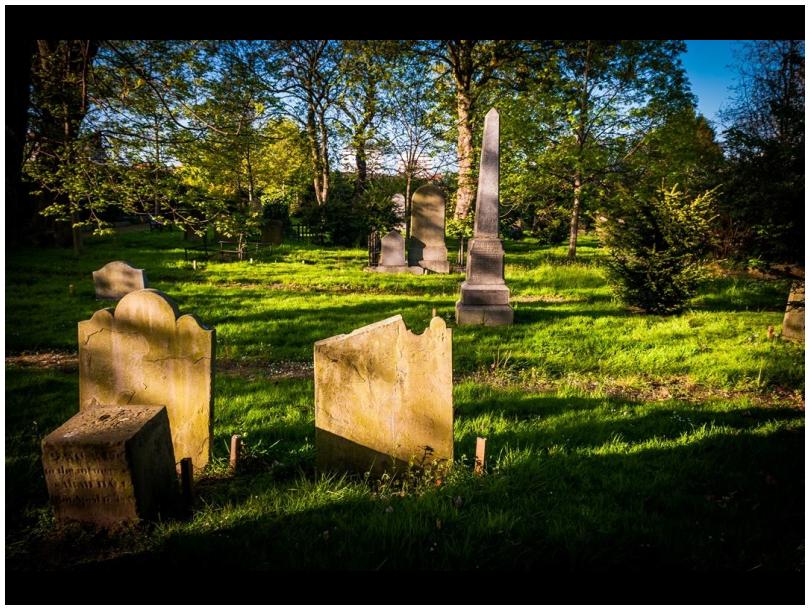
[455,108,514,326]
[391,193,406,231]
[79,289,215,471]
[409,185,450,273]
[782,280,804,342]
[92,261,148,300]
[261,219,284,246]
[315,315,453,475]
[368,230,410,274]
[41,405,179,528]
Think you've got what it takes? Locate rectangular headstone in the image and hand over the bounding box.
[79,288,215,471]
[314,315,453,475]
[409,185,450,273]
[93,261,148,300]
[380,230,407,267]
[42,405,179,527]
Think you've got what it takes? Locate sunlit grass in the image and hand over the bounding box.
[5,227,803,571]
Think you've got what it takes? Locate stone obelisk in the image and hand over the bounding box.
[455,108,514,326]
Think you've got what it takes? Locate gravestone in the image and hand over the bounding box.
[92,261,148,300]
[41,405,179,527]
[370,230,410,274]
[314,314,453,475]
[782,280,804,342]
[78,289,215,471]
[261,219,284,245]
[409,185,450,273]
[391,193,406,231]
[455,108,514,325]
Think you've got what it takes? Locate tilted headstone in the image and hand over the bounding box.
[409,185,450,273]
[78,289,215,471]
[391,193,406,231]
[92,261,148,300]
[455,108,514,325]
[782,280,804,342]
[314,315,453,475]
[42,405,179,527]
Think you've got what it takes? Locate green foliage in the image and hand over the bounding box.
[719,41,804,264]
[600,185,718,314]
[445,215,473,239]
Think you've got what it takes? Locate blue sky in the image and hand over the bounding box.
[681,40,742,130]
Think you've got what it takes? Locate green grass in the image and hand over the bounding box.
[5,227,804,572]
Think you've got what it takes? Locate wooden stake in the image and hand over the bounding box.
[767,325,775,340]
[229,434,242,473]
[432,307,437,318]
[474,437,486,475]
[192,259,197,271]
[180,457,194,508]
[68,284,75,296]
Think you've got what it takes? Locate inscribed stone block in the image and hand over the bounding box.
[42,405,179,527]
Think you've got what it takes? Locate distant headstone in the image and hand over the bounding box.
[261,219,284,246]
[455,108,514,325]
[78,289,215,471]
[41,405,179,527]
[368,230,410,274]
[92,261,148,300]
[391,193,406,231]
[314,314,453,475]
[782,280,804,342]
[409,185,450,273]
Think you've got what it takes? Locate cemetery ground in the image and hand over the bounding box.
[5,228,804,584]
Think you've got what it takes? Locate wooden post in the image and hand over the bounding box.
[68,284,75,296]
[767,325,775,340]
[180,457,194,509]
[229,434,242,473]
[474,437,486,475]
[432,307,437,318]
[192,259,197,271]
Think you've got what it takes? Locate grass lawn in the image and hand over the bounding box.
[5,227,804,581]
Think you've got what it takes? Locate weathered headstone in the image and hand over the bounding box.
[782,280,804,342]
[41,405,179,527]
[78,288,215,471]
[369,230,410,274]
[314,314,453,475]
[409,185,450,273]
[261,219,284,246]
[455,108,514,325]
[92,261,148,300]
[391,193,406,231]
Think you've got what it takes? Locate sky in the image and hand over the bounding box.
[681,40,742,131]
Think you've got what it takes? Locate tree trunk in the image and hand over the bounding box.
[404,172,413,241]
[567,173,582,258]
[355,143,367,197]
[454,90,475,220]
[6,40,35,246]
[318,109,330,205]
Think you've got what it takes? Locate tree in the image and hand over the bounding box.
[513,40,692,258]
[275,40,344,207]
[377,48,454,240]
[416,40,523,220]
[25,39,99,253]
[720,40,804,264]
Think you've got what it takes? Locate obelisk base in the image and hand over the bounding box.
[455,301,514,326]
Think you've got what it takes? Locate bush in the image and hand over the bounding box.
[599,185,717,315]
